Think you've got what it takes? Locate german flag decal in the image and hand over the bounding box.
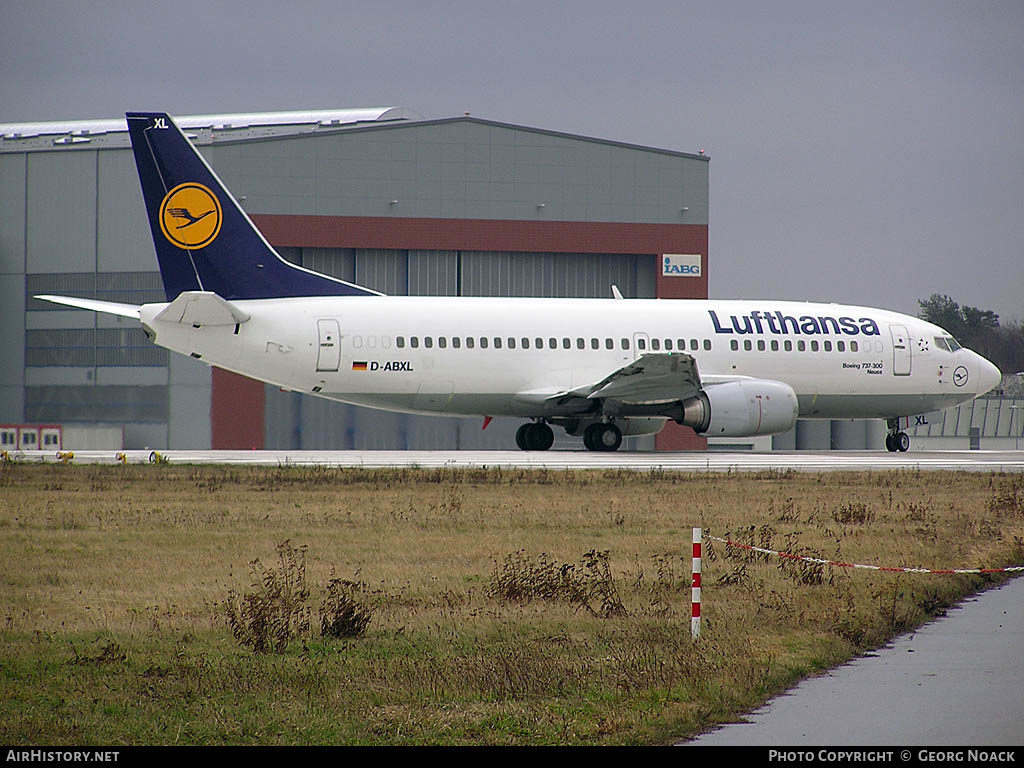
[352,361,368,371]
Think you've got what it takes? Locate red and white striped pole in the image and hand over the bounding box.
[692,527,701,639]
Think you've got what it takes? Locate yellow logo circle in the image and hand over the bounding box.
[159,182,222,249]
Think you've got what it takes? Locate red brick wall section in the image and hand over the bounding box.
[211,368,265,450]
[656,421,707,451]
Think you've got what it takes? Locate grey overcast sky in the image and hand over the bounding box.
[3,1,1022,321]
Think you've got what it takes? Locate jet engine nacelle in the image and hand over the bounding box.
[678,379,799,437]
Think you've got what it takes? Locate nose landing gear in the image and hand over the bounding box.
[885,419,911,452]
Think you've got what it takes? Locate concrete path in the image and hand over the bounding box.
[687,577,1024,745]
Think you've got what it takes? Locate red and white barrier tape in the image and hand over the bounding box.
[705,534,1024,575]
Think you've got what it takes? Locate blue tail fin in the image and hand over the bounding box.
[126,112,380,301]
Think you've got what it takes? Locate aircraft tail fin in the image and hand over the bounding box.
[125,112,381,301]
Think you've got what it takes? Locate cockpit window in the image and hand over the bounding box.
[934,337,950,352]
[946,337,962,352]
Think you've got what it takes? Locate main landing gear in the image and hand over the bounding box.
[582,421,622,452]
[885,419,911,452]
[514,420,625,451]
[515,421,554,451]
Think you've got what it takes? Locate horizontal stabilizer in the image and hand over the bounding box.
[34,295,141,319]
[153,291,250,326]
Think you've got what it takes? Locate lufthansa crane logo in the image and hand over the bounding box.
[159,182,222,249]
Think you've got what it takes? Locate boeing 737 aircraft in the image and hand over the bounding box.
[37,112,1002,452]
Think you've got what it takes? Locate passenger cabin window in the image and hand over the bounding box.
[397,336,406,348]
[576,338,585,350]
[605,338,614,350]
[425,337,433,348]
[411,337,419,348]
[731,340,739,351]
[651,338,661,351]
[744,340,752,351]
[824,341,832,352]
[453,337,461,348]
[562,338,571,349]
[703,339,711,351]
[621,339,630,350]
[480,337,489,349]
[637,338,647,351]
[467,337,475,349]
[837,341,845,352]
[493,337,502,349]
[439,337,447,348]
[591,338,599,349]
[665,339,673,350]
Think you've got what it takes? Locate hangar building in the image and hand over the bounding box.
[0,108,710,451]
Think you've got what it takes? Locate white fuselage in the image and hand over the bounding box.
[139,296,1000,424]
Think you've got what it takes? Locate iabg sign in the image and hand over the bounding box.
[662,254,702,277]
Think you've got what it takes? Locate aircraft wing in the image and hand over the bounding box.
[547,352,702,407]
[34,295,141,319]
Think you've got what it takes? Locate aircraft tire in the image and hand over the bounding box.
[597,423,622,452]
[585,423,622,452]
[515,423,531,451]
[897,431,911,452]
[527,422,554,451]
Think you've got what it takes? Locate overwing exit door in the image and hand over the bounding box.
[632,332,651,361]
[316,319,341,372]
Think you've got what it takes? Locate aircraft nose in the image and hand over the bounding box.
[977,356,1001,395]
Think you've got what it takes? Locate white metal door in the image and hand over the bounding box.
[890,324,911,376]
[316,319,341,372]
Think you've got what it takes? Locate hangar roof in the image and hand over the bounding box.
[0,107,423,150]
[0,107,707,162]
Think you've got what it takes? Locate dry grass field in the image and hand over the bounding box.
[2,462,1022,744]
